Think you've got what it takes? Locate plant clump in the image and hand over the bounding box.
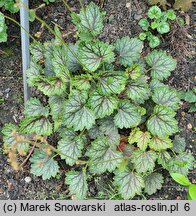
[2,2,195,200]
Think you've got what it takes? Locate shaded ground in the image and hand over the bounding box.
[0,0,195,200]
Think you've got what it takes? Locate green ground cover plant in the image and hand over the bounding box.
[139,5,181,48]
[1,1,195,199]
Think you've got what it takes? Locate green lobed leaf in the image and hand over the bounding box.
[114,100,141,129]
[66,43,81,72]
[2,123,18,147]
[125,79,151,104]
[168,152,195,176]
[132,150,157,173]
[139,32,147,41]
[157,22,170,34]
[147,105,178,138]
[152,86,179,110]
[86,137,122,174]
[30,149,59,180]
[49,94,65,118]
[126,64,142,80]
[167,9,176,20]
[128,128,151,151]
[157,151,171,169]
[88,91,118,118]
[63,91,95,131]
[26,60,42,87]
[148,6,162,19]
[149,36,160,48]
[2,123,29,155]
[72,74,92,91]
[138,18,150,31]
[114,168,144,199]
[144,173,164,195]
[35,76,67,96]
[65,170,88,199]
[51,46,70,80]
[97,71,127,95]
[115,37,143,66]
[170,173,191,186]
[149,136,173,151]
[57,129,85,166]
[73,2,105,37]
[0,24,7,43]
[98,117,120,146]
[49,94,66,130]
[173,135,186,153]
[20,116,52,136]
[24,98,49,117]
[150,79,165,91]
[79,40,114,72]
[30,42,44,62]
[146,50,177,80]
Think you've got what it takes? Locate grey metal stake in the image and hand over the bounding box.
[20,0,31,103]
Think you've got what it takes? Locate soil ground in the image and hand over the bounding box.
[0,0,195,200]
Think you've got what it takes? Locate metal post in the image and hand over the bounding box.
[20,0,30,103]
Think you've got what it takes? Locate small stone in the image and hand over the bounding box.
[181,111,186,117]
[126,3,131,8]
[25,177,32,183]
[176,196,181,200]
[187,123,192,130]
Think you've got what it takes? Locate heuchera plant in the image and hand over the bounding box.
[2,2,194,199]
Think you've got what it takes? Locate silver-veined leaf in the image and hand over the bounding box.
[144,173,164,195]
[57,129,85,166]
[132,150,157,173]
[125,79,151,104]
[20,116,52,136]
[128,128,151,151]
[26,60,42,87]
[157,151,171,169]
[24,97,49,117]
[168,152,194,176]
[66,43,81,72]
[2,123,29,155]
[73,2,105,37]
[147,105,178,138]
[52,46,70,80]
[150,79,165,91]
[88,91,118,118]
[35,76,67,96]
[149,136,173,151]
[114,168,144,199]
[97,71,127,95]
[63,91,95,131]
[88,125,102,139]
[114,100,141,129]
[30,42,44,62]
[173,135,186,153]
[97,117,120,145]
[30,149,59,180]
[152,86,179,110]
[86,137,122,174]
[49,94,65,118]
[115,37,143,66]
[79,40,114,72]
[65,170,88,199]
[146,50,177,80]
[49,94,66,130]
[72,74,92,91]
